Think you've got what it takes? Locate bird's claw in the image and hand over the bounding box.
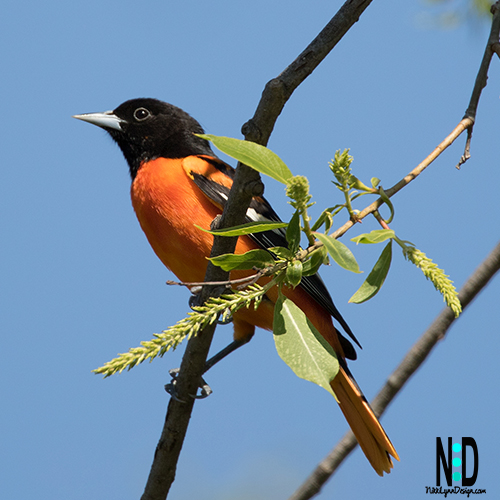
[164,368,213,402]
[188,287,203,309]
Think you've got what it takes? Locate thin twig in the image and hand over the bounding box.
[165,270,264,289]
[464,1,500,120]
[373,211,390,230]
[456,126,473,169]
[457,0,500,167]
[288,241,500,500]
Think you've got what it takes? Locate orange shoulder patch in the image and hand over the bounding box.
[181,155,234,190]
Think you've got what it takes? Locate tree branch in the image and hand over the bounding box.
[140,1,375,499]
[242,0,374,146]
[289,241,500,500]
[457,0,500,168]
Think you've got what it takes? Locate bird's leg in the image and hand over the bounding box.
[203,336,252,374]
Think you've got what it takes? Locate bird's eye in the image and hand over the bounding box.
[133,107,151,121]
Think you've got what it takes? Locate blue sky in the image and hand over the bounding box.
[1,1,498,499]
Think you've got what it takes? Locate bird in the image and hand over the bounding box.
[74,98,399,475]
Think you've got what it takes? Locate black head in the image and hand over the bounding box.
[74,98,214,178]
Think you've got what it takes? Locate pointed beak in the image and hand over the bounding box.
[73,110,125,131]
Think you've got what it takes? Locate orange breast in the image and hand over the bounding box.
[131,157,219,283]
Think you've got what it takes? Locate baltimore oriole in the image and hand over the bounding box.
[74,98,399,475]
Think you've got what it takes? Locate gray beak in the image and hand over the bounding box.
[73,110,124,131]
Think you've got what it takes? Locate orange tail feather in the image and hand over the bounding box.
[330,365,400,476]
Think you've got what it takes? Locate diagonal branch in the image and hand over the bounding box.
[288,241,500,500]
[463,1,500,120]
[242,0,374,146]
[140,2,375,499]
[456,0,500,168]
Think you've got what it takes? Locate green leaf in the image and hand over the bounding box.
[301,248,327,277]
[198,134,293,184]
[286,210,301,253]
[378,186,395,224]
[286,260,303,288]
[209,249,274,271]
[310,209,328,232]
[311,206,341,232]
[273,295,338,396]
[195,220,287,237]
[268,246,294,260]
[350,175,374,192]
[351,229,395,245]
[314,233,361,273]
[371,177,381,189]
[349,241,392,303]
